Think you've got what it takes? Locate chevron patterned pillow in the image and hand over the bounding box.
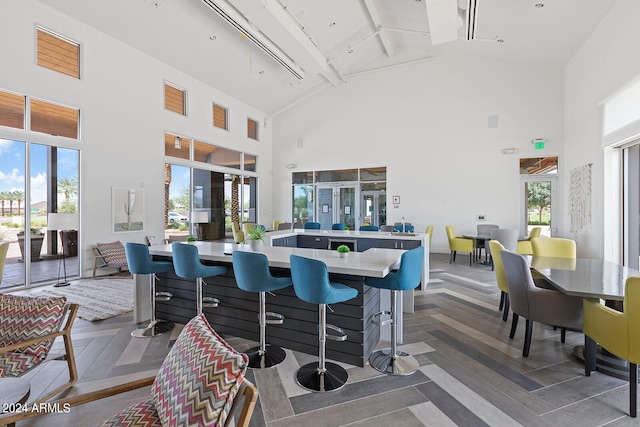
[151,314,248,427]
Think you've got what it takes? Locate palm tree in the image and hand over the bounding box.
[0,191,7,216]
[58,177,78,200]
[14,190,24,216]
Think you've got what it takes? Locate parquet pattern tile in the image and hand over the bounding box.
[13,254,640,426]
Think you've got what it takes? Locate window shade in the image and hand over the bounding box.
[30,98,79,139]
[37,28,80,79]
[0,90,25,129]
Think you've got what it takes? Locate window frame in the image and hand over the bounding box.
[213,102,229,131]
[36,26,81,79]
[164,81,187,117]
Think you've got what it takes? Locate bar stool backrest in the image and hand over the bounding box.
[125,242,171,275]
[289,255,332,304]
[172,242,205,279]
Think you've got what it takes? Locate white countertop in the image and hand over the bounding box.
[148,241,404,278]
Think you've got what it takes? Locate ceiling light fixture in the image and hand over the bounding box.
[174,136,182,149]
[209,35,217,40]
[201,0,305,80]
[535,3,544,8]
[329,22,336,28]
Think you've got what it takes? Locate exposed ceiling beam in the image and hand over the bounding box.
[363,0,394,57]
[425,0,458,45]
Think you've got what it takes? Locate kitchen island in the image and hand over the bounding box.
[146,241,405,367]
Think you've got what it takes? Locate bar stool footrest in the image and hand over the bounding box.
[245,345,286,369]
[369,349,419,376]
[371,310,392,327]
[296,361,348,392]
[202,297,219,308]
[325,324,348,341]
[265,311,284,325]
[155,291,173,302]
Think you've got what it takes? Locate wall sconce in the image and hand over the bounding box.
[174,136,182,149]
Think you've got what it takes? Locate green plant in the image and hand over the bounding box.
[343,226,349,231]
[186,235,197,242]
[336,245,350,253]
[246,226,265,242]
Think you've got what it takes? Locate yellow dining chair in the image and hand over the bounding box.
[531,237,576,258]
[584,276,640,417]
[0,241,8,284]
[273,220,285,231]
[445,225,474,266]
[517,227,541,255]
[488,241,510,321]
[232,222,245,243]
[425,225,434,248]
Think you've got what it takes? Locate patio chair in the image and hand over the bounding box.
[92,241,129,278]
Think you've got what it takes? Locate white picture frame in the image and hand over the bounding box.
[112,187,145,233]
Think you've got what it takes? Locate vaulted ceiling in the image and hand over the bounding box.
[40,0,617,114]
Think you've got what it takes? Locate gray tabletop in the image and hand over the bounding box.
[530,257,640,300]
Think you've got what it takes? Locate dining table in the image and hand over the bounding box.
[530,256,640,378]
[463,233,492,264]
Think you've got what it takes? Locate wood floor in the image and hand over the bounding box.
[9,253,640,426]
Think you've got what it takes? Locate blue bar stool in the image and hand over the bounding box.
[233,251,292,369]
[332,223,346,230]
[125,242,174,338]
[171,242,226,315]
[304,222,321,230]
[367,246,424,375]
[290,255,358,392]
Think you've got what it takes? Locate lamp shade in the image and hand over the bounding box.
[48,213,79,231]
[191,211,209,223]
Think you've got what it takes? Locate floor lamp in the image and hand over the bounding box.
[47,213,79,287]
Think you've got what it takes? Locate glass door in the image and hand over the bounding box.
[361,191,386,227]
[521,176,557,238]
[316,184,357,230]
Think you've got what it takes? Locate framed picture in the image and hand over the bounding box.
[113,187,145,233]
[392,195,400,205]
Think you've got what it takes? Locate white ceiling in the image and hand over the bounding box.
[39,0,617,114]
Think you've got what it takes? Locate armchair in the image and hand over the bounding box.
[584,276,640,417]
[0,294,79,404]
[0,313,258,427]
[445,225,474,266]
[92,241,129,279]
[0,241,8,284]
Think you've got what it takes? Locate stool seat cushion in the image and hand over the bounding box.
[171,243,227,279]
[366,247,424,291]
[233,251,291,293]
[290,255,357,305]
[125,242,173,275]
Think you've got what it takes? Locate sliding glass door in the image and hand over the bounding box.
[0,139,79,289]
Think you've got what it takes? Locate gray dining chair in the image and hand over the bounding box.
[501,249,583,357]
[486,228,519,269]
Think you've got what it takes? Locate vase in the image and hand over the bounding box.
[17,234,44,262]
[249,240,263,251]
[339,252,348,258]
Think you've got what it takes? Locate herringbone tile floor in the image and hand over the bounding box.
[10,253,640,426]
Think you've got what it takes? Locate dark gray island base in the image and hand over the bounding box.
[152,257,380,367]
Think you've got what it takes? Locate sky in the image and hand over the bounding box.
[0,138,78,206]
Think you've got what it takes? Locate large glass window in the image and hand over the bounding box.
[0,139,79,289]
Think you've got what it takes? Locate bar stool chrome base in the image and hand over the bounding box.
[245,345,286,369]
[296,362,348,392]
[131,319,174,338]
[369,349,419,376]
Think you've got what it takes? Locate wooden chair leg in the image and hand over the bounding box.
[509,313,518,339]
[449,251,454,263]
[499,292,505,310]
[523,319,533,357]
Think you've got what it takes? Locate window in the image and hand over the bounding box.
[213,103,228,130]
[30,98,79,139]
[247,118,258,141]
[37,27,80,79]
[164,133,190,160]
[0,89,25,129]
[194,141,240,169]
[164,82,186,116]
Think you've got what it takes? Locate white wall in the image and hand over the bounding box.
[564,0,640,259]
[272,55,565,253]
[0,1,273,278]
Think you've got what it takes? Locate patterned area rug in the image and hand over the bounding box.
[34,279,134,321]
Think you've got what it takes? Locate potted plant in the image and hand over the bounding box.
[343,226,349,231]
[17,228,45,262]
[245,225,265,250]
[186,235,197,242]
[336,244,350,258]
